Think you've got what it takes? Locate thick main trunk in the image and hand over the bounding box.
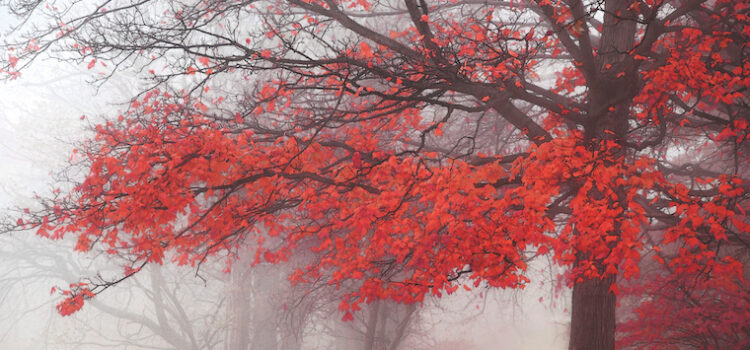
[569,274,617,350]
[568,0,636,348]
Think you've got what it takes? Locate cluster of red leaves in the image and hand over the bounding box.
[54,283,94,316]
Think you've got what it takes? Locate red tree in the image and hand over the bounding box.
[2,0,749,349]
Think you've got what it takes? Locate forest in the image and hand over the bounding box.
[0,0,748,349]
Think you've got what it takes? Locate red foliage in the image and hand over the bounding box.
[4,0,749,347]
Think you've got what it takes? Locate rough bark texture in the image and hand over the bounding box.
[569,274,618,350]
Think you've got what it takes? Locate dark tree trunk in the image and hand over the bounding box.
[569,0,636,348]
[569,274,617,350]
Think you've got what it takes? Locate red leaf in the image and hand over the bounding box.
[352,152,362,168]
[359,41,373,58]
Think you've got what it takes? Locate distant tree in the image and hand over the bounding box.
[0,235,227,349]
[2,1,749,349]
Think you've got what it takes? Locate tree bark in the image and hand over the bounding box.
[569,274,617,350]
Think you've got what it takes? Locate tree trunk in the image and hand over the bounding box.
[569,274,617,350]
[568,0,636,348]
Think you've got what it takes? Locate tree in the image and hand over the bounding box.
[0,230,239,349]
[2,0,748,349]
